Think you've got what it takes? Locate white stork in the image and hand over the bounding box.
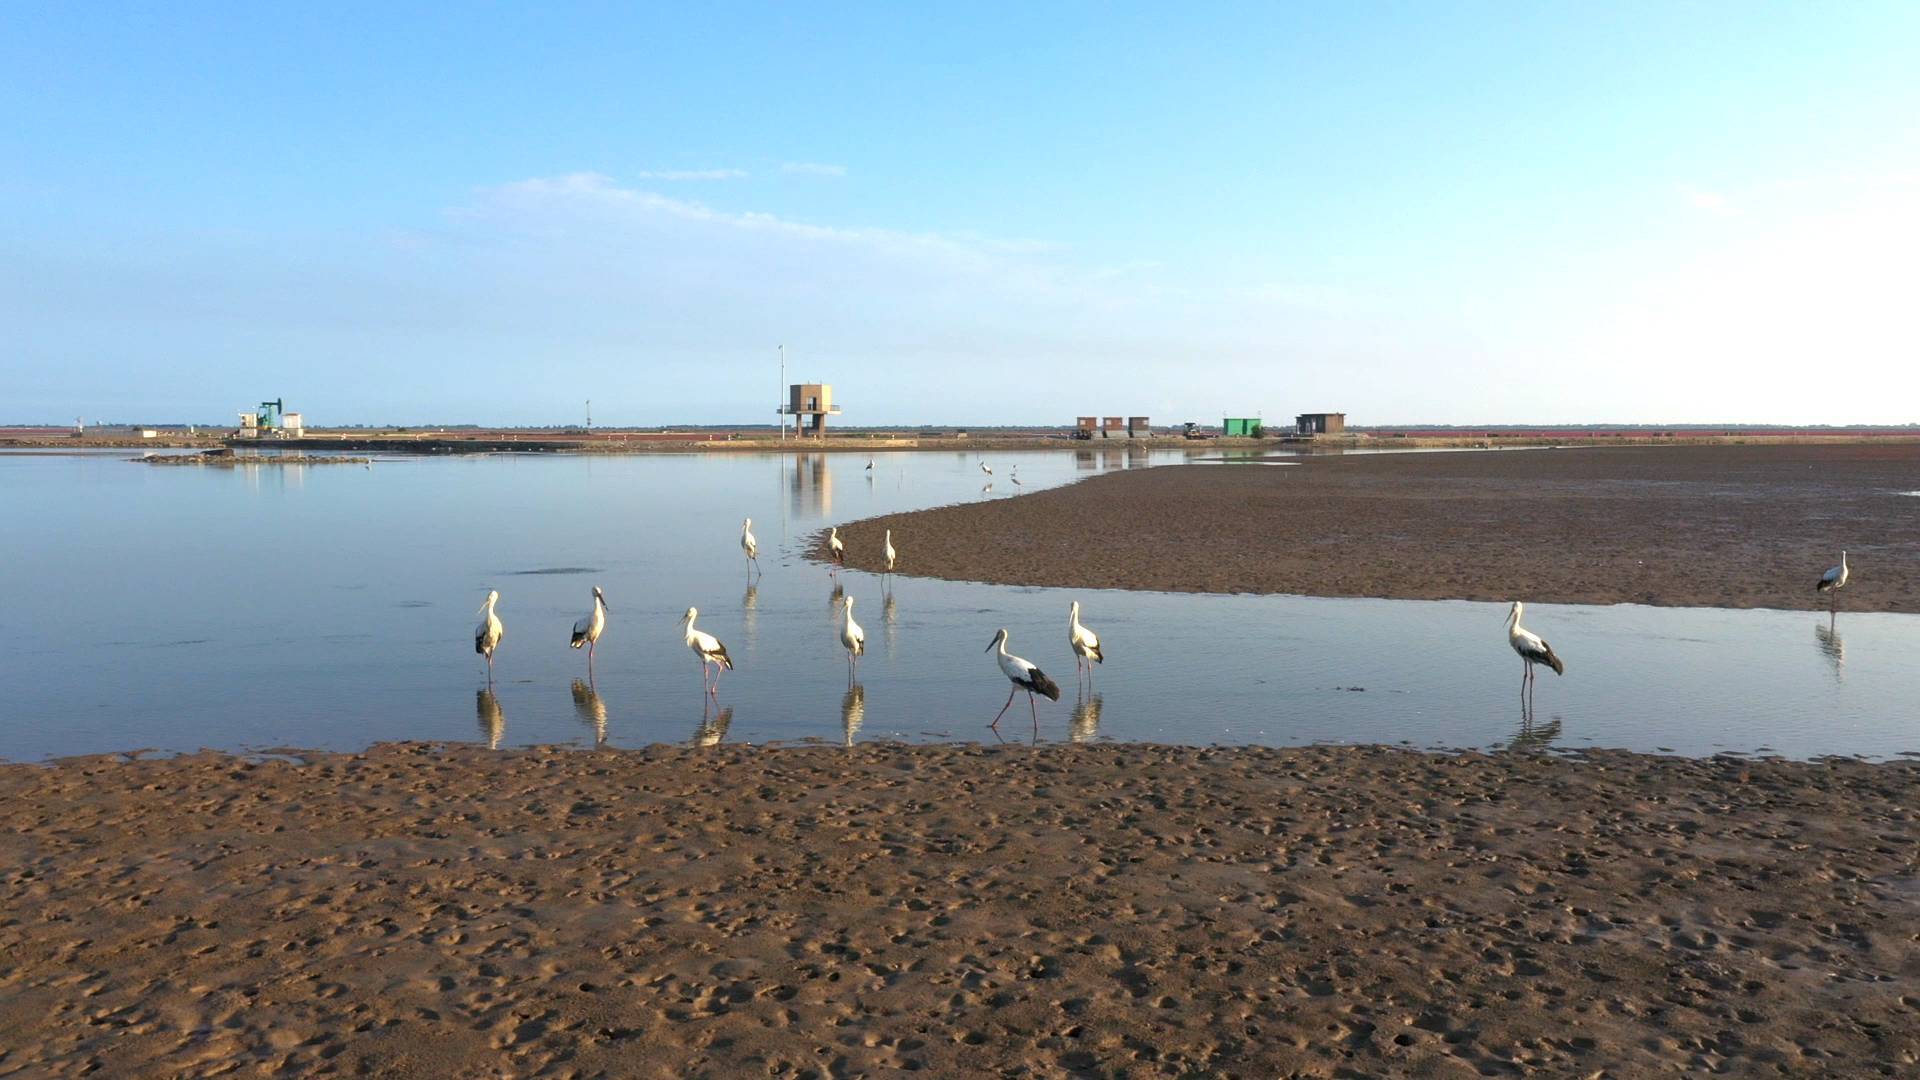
[569,586,608,672]
[839,596,866,680]
[980,462,993,477]
[1505,602,1565,709]
[1068,600,1104,680]
[473,590,504,683]
[740,518,761,577]
[883,529,897,579]
[680,607,734,695]
[985,627,1062,733]
[1816,550,1849,610]
[1010,467,1022,487]
[828,526,845,576]
[865,457,874,472]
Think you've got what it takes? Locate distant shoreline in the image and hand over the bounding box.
[8,429,1920,455]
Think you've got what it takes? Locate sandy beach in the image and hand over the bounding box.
[829,444,1920,612]
[2,742,1916,1077]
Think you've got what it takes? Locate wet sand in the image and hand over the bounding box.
[2,742,1916,1077]
[831,444,1920,612]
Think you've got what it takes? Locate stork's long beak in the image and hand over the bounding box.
[984,634,1000,652]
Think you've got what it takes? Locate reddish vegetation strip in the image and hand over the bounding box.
[1,743,1916,1077]
[830,444,1920,611]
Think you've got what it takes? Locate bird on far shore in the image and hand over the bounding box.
[1069,600,1104,680]
[839,596,865,680]
[986,627,1062,733]
[740,518,761,577]
[1505,602,1564,710]
[1817,550,1849,610]
[681,607,733,695]
[474,590,504,683]
[569,586,608,673]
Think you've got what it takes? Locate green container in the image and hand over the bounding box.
[1222,417,1261,438]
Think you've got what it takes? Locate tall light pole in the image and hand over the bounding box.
[778,344,786,442]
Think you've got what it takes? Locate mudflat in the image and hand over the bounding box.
[830,443,1920,611]
[2,742,1916,1077]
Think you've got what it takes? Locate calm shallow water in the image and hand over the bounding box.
[3,447,1915,762]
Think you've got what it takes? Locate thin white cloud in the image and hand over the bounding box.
[476,172,1043,274]
[634,168,748,181]
[780,162,847,177]
[1681,186,1737,216]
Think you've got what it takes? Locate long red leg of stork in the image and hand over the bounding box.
[990,686,1017,728]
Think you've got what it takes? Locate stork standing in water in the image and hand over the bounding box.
[980,462,993,477]
[827,526,845,576]
[1068,600,1104,682]
[680,607,734,695]
[985,628,1062,734]
[740,518,761,577]
[839,595,866,681]
[1505,602,1565,710]
[1816,550,1849,611]
[882,529,897,584]
[569,586,608,675]
[474,590,504,684]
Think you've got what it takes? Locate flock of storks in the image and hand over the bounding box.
[471,504,1856,735]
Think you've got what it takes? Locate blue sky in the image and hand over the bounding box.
[4,3,1917,426]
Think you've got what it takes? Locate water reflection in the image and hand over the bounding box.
[742,583,759,646]
[1815,618,1845,682]
[694,703,733,747]
[476,688,505,749]
[570,679,607,745]
[842,683,866,746]
[1506,715,1563,755]
[1070,693,1103,743]
[882,590,899,656]
[790,454,831,517]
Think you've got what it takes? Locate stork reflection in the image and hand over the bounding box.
[742,583,759,647]
[1814,617,1845,683]
[694,703,733,747]
[476,688,505,750]
[570,679,607,746]
[1070,692,1103,743]
[882,589,899,656]
[842,683,866,746]
[1507,711,1561,754]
